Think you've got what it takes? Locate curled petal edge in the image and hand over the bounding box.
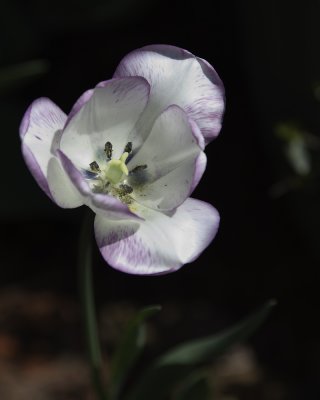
[56,150,142,221]
[94,198,220,275]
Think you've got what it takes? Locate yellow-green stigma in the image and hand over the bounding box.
[89,141,147,204]
[103,152,129,184]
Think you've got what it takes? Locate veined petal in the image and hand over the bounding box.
[57,150,141,221]
[47,157,84,208]
[60,77,150,169]
[128,105,205,211]
[64,89,94,128]
[22,143,51,198]
[20,97,67,198]
[94,198,220,275]
[191,151,207,193]
[114,44,225,144]
[63,79,132,129]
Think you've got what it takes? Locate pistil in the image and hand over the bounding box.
[88,141,147,204]
[104,152,129,184]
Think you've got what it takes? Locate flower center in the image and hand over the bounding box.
[103,151,129,184]
[88,141,147,205]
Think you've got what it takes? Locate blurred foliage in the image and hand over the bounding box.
[173,373,210,400]
[271,120,320,197]
[121,301,275,400]
[276,122,311,176]
[0,60,49,93]
[109,305,162,400]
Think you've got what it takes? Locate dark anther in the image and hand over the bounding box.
[124,142,133,153]
[104,141,113,159]
[120,184,133,194]
[89,161,101,172]
[130,164,147,174]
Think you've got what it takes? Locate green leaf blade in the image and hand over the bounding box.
[125,300,276,400]
[109,305,162,399]
[0,60,49,93]
[157,299,276,367]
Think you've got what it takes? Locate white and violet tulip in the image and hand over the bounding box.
[20,45,225,275]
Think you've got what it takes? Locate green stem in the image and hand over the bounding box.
[78,210,108,400]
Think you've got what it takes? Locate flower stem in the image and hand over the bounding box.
[78,210,108,400]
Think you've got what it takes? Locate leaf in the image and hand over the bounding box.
[157,299,276,367]
[274,122,311,176]
[109,305,162,399]
[0,59,49,93]
[125,300,276,400]
[286,138,311,176]
[173,372,210,400]
[125,365,191,400]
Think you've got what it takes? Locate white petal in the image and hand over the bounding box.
[56,150,141,220]
[60,77,150,169]
[47,157,84,208]
[114,45,225,144]
[20,98,67,197]
[128,105,205,211]
[64,89,94,128]
[94,198,220,275]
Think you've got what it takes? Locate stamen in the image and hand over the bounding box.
[89,142,136,199]
[124,142,132,153]
[104,141,113,159]
[89,161,101,172]
[130,164,147,174]
[119,184,133,194]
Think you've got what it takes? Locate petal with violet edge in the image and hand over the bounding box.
[54,150,142,221]
[94,198,220,275]
[128,105,206,211]
[59,77,150,169]
[47,157,84,208]
[113,44,225,144]
[20,97,67,198]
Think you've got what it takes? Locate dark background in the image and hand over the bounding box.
[1,0,320,399]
